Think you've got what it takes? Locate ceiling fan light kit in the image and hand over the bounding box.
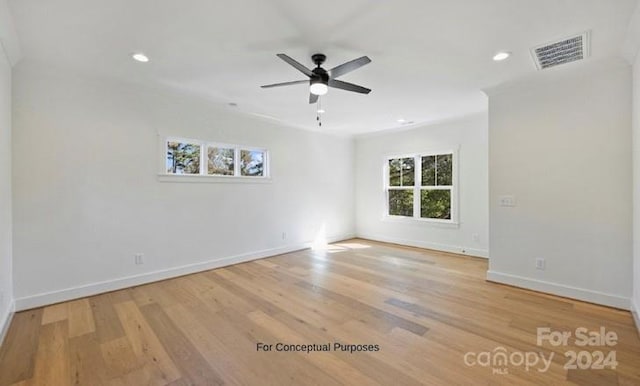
[309,80,328,96]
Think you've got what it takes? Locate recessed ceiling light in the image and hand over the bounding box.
[132,53,149,63]
[493,51,511,61]
[317,109,325,114]
[397,118,406,123]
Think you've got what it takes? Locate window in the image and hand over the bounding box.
[420,154,452,220]
[207,146,234,176]
[385,151,456,222]
[167,141,201,175]
[164,138,269,179]
[387,158,415,216]
[240,149,265,177]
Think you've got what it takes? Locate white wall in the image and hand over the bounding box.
[0,31,13,339]
[354,113,489,257]
[633,51,640,326]
[12,61,355,310]
[486,58,633,309]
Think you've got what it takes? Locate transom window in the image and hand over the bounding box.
[385,151,456,222]
[165,138,268,178]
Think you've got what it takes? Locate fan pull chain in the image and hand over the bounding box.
[317,98,322,127]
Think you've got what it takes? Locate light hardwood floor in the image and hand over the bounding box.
[0,239,639,385]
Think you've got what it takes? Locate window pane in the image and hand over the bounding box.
[436,154,453,186]
[240,150,265,176]
[421,156,435,186]
[389,158,414,186]
[207,147,234,175]
[421,189,451,220]
[388,190,413,217]
[166,141,200,174]
[389,159,401,186]
[401,158,414,186]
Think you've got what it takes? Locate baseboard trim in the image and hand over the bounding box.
[14,234,355,311]
[487,270,630,310]
[632,298,640,338]
[0,300,15,348]
[356,233,488,258]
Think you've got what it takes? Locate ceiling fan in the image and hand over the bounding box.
[261,53,372,104]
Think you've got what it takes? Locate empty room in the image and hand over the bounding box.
[1,0,640,385]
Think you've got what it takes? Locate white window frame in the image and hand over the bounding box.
[383,149,459,225]
[158,136,270,183]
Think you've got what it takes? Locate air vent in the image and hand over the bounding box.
[530,31,590,70]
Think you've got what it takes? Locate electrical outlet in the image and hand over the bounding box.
[472,233,480,242]
[134,253,144,265]
[282,232,287,240]
[535,258,545,270]
[499,195,516,207]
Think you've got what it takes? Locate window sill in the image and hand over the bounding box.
[157,174,272,184]
[382,215,460,228]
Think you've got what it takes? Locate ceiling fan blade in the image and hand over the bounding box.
[277,53,313,77]
[309,93,319,104]
[329,56,371,78]
[261,80,308,88]
[328,79,371,94]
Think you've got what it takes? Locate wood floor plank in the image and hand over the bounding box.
[89,292,126,343]
[30,321,70,386]
[139,303,225,385]
[247,310,381,386]
[68,299,96,338]
[200,306,343,386]
[1,239,639,385]
[214,267,352,328]
[295,280,429,336]
[41,303,68,325]
[337,319,478,385]
[108,364,163,386]
[269,307,426,386]
[0,309,43,385]
[162,302,262,386]
[186,273,255,314]
[113,301,182,384]
[68,333,108,385]
[99,336,144,380]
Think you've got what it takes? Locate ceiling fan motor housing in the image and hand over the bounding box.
[311,54,329,86]
[311,67,329,85]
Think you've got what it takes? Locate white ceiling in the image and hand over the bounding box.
[8,0,638,135]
